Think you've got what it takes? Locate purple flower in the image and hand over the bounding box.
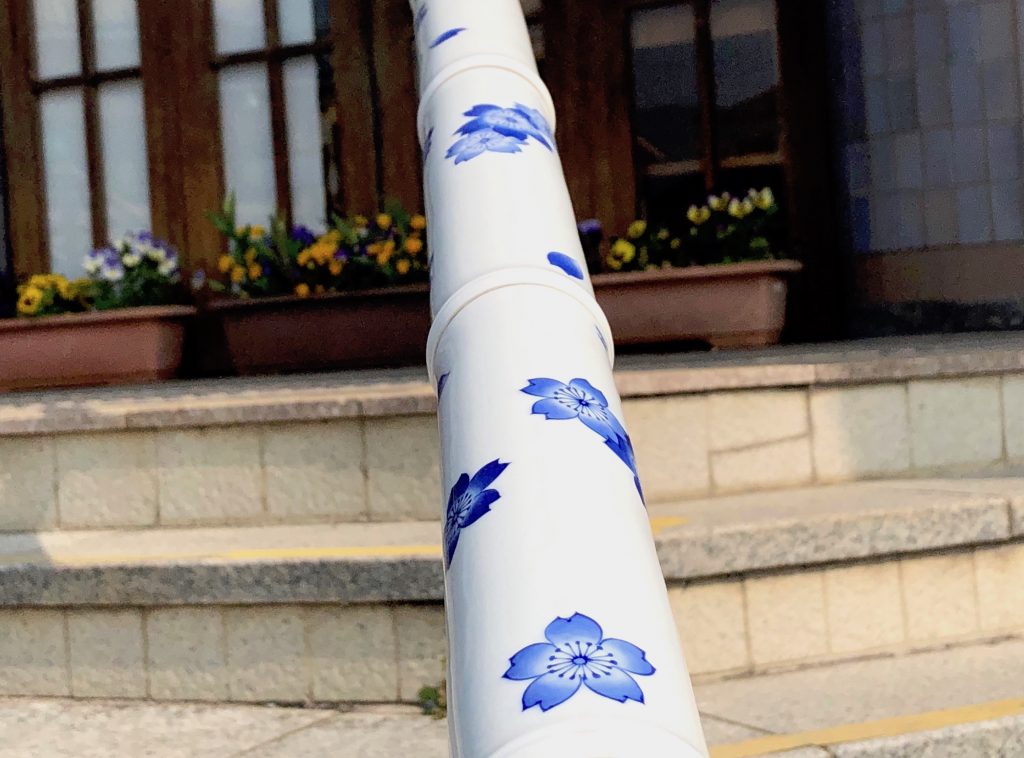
[291,226,317,247]
[578,219,602,236]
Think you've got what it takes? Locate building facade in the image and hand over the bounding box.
[0,0,1021,340]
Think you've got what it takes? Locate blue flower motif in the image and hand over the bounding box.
[504,612,655,711]
[446,129,526,164]
[444,459,509,568]
[423,126,435,162]
[458,104,553,149]
[430,27,466,47]
[546,251,583,280]
[414,3,427,30]
[522,378,643,501]
[437,371,450,399]
[446,103,554,164]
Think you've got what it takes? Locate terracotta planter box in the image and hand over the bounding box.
[207,284,432,375]
[206,260,800,375]
[592,260,803,349]
[0,305,195,392]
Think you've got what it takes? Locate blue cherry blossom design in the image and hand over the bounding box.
[522,378,643,501]
[437,371,450,399]
[446,129,526,164]
[504,612,655,711]
[423,126,435,162]
[430,27,466,47]
[446,103,554,163]
[444,459,509,568]
[547,251,584,279]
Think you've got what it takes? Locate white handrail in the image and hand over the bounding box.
[412,2,709,755]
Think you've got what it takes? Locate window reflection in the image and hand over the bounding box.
[630,5,700,164]
[711,0,780,157]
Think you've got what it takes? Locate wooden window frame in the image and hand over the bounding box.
[624,0,785,200]
[0,0,154,273]
[0,0,422,278]
[541,0,840,339]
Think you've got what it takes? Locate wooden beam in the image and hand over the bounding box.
[369,0,422,212]
[0,0,48,274]
[328,0,380,214]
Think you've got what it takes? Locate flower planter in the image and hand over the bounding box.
[0,306,195,391]
[592,260,803,348]
[207,284,432,375]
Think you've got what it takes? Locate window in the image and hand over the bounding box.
[9,0,150,274]
[211,0,337,228]
[0,0,421,278]
[629,0,783,221]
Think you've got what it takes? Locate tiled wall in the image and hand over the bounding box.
[831,0,1024,253]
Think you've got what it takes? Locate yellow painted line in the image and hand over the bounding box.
[1,516,685,569]
[650,516,687,534]
[710,698,1024,758]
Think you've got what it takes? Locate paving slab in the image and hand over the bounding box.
[696,638,1024,735]
[5,332,1024,436]
[0,698,332,758]
[0,637,1022,756]
[0,478,1021,606]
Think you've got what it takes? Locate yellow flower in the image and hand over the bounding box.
[410,214,427,231]
[728,199,754,219]
[244,248,257,265]
[353,215,368,228]
[376,240,396,265]
[249,225,265,239]
[230,266,246,283]
[396,259,411,275]
[329,261,343,276]
[367,242,382,256]
[708,195,726,212]
[670,238,682,249]
[376,213,392,229]
[687,205,712,225]
[297,250,312,266]
[611,238,636,262]
[656,228,669,240]
[606,257,623,271]
[404,237,423,254]
[627,220,647,239]
[16,286,43,316]
[753,187,775,210]
[55,277,73,300]
[248,263,262,280]
[294,283,310,297]
[218,255,233,274]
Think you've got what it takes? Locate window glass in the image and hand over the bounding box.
[213,0,267,55]
[218,64,277,224]
[99,80,151,236]
[283,57,327,227]
[711,0,780,157]
[630,5,700,164]
[92,0,141,71]
[33,0,81,79]
[40,90,90,274]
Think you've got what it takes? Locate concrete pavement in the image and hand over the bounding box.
[2,635,1021,757]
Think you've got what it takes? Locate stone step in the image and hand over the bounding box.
[6,332,1024,532]
[2,636,1021,756]
[0,477,1022,704]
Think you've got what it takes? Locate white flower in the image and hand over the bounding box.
[157,259,178,277]
[101,265,124,282]
[123,252,142,268]
[145,245,166,262]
